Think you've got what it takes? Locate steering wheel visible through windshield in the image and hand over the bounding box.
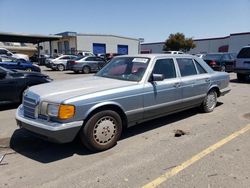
[96,57,150,82]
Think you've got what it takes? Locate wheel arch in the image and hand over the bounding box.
[83,102,128,130]
[208,85,221,97]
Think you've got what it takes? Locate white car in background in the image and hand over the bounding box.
[0,47,29,61]
[164,51,184,54]
[46,55,78,71]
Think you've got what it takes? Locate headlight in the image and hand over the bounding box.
[40,103,75,120]
[47,104,59,117]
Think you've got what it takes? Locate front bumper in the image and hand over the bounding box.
[15,106,83,143]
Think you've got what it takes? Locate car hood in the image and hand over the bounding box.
[28,76,137,103]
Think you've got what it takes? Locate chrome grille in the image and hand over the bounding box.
[23,95,38,119]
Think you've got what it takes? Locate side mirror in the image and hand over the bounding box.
[7,52,12,56]
[0,71,7,79]
[150,74,164,82]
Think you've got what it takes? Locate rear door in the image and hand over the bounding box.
[176,58,210,108]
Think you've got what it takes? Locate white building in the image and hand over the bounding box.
[40,32,140,56]
[141,32,250,54]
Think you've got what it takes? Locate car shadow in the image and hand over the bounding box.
[10,105,223,164]
[230,78,250,84]
[0,102,19,111]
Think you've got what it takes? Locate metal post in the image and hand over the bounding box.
[37,42,40,56]
[49,40,52,56]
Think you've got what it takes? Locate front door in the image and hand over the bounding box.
[143,58,182,119]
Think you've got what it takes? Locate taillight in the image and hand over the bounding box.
[71,61,76,64]
[210,61,216,66]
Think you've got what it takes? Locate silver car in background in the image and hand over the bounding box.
[67,56,106,74]
[16,54,230,151]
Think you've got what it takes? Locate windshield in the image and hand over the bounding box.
[203,54,223,61]
[96,57,150,82]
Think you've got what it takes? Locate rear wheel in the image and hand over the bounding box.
[82,66,90,74]
[57,64,65,71]
[237,73,246,82]
[201,90,217,113]
[220,65,226,72]
[79,110,123,151]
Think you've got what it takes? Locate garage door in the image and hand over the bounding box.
[93,43,106,55]
[118,45,128,54]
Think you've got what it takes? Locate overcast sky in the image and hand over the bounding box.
[0,0,250,42]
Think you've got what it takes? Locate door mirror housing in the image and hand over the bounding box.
[7,52,13,56]
[150,74,164,82]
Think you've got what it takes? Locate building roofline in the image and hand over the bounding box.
[141,42,165,45]
[77,33,139,41]
[230,32,250,36]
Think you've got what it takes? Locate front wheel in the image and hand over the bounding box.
[201,90,217,113]
[79,110,123,151]
[57,64,65,71]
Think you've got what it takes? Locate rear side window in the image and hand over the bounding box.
[194,60,207,74]
[176,58,197,77]
[237,47,250,58]
[153,59,176,79]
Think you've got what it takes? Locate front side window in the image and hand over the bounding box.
[96,57,149,82]
[176,58,197,77]
[152,59,176,79]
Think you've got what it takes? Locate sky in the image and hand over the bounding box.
[0,0,250,43]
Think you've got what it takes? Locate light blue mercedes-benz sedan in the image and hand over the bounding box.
[16,54,230,151]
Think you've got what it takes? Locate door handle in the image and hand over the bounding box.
[205,78,211,82]
[173,82,181,88]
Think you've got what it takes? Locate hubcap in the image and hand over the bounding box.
[93,116,117,145]
[207,92,216,110]
[83,67,89,73]
[58,65,64,71]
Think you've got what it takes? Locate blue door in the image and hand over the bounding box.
[93,43,106,55]
[117,45,128,54]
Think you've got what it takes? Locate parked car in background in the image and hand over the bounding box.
[0,47,29,61]
[67,56,106,74]
[164,51,184,54]
[30,53,52,65]
[46,55,78,71]
[0,56,41,72]
[77,51,95,57]
[234,46,250,81]
[0,66,52,103]
[195,53,206,59]
[16,54,230,151]
[203,53,236,72]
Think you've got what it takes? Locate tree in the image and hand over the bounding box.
[163,32,196,52]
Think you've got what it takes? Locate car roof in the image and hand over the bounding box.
[118,53,194,59]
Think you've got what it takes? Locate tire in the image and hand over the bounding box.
[220,65,226,72]
[79,110,123,151]
[201,90,217,113]
[57,64,65,71]
[237,73,246,82]
[82,66,90,74]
